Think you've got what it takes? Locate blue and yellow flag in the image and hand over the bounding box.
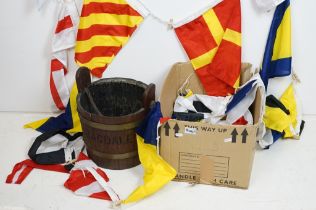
[123,102,176,204]
[264,83,297,140]
[226,80,256,113]
[260,0,291,88]
[24,84,82,133]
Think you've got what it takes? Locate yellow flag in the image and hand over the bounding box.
[264,83,297,138]
[123,102,176,204]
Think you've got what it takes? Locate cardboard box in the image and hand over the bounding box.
[159,62,262,189]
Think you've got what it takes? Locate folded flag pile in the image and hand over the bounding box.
[172,74,265,126]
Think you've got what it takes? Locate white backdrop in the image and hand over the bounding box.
[0,0,315,114]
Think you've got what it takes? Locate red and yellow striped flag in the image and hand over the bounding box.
[175,0,241,96]
[75,0,144,78]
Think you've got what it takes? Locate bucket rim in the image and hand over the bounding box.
[77,77,149,124]
[90,77,148,89]
[77,100,147,125]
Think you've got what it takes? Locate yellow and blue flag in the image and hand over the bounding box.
[123,102,176,204]
[264,83,297,138]
[260,0,291,88]
[24,84,82,133]
[263,83,305,148]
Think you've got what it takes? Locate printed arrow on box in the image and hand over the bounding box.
[164,122,170,137]
[231,128,238,143]
[241,128,248,143]
[173,123,180,137]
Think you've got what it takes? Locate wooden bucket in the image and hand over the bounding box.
[76,67,155,170]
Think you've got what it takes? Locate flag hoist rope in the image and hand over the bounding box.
[41,0,222,28]
[126,0,223,28]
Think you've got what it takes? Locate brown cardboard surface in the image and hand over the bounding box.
[159,62,261,189]
[160,120,257,188]
[200,156,215,184]
[240,63,253,85]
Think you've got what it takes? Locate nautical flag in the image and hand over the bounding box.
[28,130,84,165]
[24,83,82,134]
[173,94,231,124]
[226,80,256,113]
[171,73,265,126]
[123,102,176,204]
[75,0,144,78]
[6,131,83,184]
[6,159,68,184]
[7,151,119,203]
[264,84,298,138]
[64,153,120,202]
[175,0,241,96]
[50,1,79,110]
[260,0,292,88]
[225,74,265,125]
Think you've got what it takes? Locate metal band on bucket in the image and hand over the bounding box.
[88,149,138,160]
[80,117,141,131]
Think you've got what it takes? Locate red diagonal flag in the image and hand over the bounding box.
[175,0,241,96]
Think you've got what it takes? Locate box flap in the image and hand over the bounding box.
[160,62,204,117]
